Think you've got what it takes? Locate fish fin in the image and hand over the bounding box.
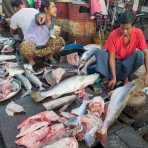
[21,90,31,98]
[96,129,108,148]
[31,91,45,102]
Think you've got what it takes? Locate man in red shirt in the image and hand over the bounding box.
[87,11,148,89]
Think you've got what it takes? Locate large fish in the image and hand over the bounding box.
[32,74,99,102]
[43,95,77,110]
[43,137,79,148]
[15,74,32,97]
[25,70,44,91]
[97,83,134,146]
[0,55,16,62]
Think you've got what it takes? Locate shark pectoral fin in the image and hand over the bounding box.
[31,91,46,102]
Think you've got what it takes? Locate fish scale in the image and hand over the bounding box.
[98,83,134,146]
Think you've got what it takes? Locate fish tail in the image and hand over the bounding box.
[96,128,108,148]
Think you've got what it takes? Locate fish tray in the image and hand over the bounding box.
[0,78,21,103]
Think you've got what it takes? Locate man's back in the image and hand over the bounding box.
[10,8,39,35]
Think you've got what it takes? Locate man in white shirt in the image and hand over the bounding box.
[10,0,39,39]
[10,0,65,65]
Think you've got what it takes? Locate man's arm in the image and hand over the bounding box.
[10,28,24,41]
[108,52,117,89]
[10,16,23,40]
[35,13,46,25]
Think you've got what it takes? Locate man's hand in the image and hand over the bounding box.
[36,13,46,25]
[144,73,148,86]
[108,78,116,89]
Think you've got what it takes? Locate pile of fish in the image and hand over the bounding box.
[16,83,139,148]
[15,111,66,148]
[0,61,46,98]
[15,96,105,148]
[97,83,134,146]
[32,73,99,102]
[0,37,15,53]
[0,39,147,148]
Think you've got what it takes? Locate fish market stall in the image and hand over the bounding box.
[0,0,148,146]
[0,37,148,148]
